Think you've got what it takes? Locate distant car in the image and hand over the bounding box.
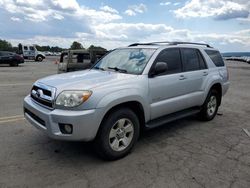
[44,51,53,56]
[58,49,107,73]
[53,52,61,56]
[0,51,24,66]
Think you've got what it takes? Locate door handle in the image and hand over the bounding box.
[203,71,208,76]
[179,75,187,80]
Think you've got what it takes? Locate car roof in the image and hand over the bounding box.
[62,49,107,53]
[0,51,13,53]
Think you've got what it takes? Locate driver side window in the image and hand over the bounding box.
[153,48,182,75]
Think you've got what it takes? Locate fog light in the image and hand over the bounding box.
[59,124,73,134]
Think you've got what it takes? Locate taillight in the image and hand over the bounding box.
[15,54,23,60]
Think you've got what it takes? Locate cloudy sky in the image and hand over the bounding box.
[0,0,250,52]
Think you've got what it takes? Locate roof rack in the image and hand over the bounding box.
[128,41,213,48]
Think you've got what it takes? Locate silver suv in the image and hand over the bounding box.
[24,42,229,160]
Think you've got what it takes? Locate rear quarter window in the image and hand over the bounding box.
[205,50,224,67]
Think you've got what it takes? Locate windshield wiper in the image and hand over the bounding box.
[108,67,127,73]
[93,67,105,71]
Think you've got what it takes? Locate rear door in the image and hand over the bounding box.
[180,48,208,107]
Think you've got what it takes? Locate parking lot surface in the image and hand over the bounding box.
[0,59,250,188]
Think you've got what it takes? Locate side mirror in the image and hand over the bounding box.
[151,62,167,77]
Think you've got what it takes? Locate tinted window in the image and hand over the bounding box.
[29,46,35,51]
[72,53,91,64]
[182,48,200,71]
[24,46,28,50]
[154,48,182,75]
[197,50,207,69]
[205,50,224,67]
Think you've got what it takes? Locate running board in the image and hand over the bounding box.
[145,107,201,129]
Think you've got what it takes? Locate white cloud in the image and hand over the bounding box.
[10,17,22,22]
[125,3,147,16]
[100,5,119,14]
[51,0,80,11]
[7,22,250,51]
[160,2,171,6]
[173,2,180,6]
[124,9,136,16]
[174,0,250,20]
[0,0,122,23]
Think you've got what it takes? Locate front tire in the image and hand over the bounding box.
[95,108,140,160]
[199,90,219,121]
[36,55,43,62]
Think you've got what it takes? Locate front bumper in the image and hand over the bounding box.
[23,95,103,141]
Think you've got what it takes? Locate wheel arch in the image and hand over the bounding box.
[97,101,146,136]
[208,83,222,106]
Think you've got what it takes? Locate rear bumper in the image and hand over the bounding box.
[23,95,103,141]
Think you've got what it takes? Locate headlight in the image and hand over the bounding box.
[55,90,92,107]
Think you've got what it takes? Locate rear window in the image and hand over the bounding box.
[205,50,224,67]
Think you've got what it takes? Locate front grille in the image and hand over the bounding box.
[31,94,53,108]
[30,83,56,109]
[24,108,46,127]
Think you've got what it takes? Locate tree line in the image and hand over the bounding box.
[0,39,107,52]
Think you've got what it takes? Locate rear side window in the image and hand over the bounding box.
[181,48,200,71]
[205,50,224,67]
[154,48,182,75]
[72,53,91,64]
[197,50,207,69]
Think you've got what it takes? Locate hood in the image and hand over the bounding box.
[37,69,137,91]
[37,51,45,56]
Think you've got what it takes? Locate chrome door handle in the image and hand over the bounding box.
[203,71,208,76]
[179,75,187,80]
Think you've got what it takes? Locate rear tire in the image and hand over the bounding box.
[10,63,18,67]
[199,89,219,121]
[95,108,140,160]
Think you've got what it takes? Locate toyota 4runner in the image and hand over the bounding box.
[23,42,229,160]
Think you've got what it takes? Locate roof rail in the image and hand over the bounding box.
[169,42,212,48]
[128,41,213,48]
[128,43,155,47]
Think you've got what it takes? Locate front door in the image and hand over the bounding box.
[149,48,188,119]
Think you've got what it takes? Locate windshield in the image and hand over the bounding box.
[93,48,156,75]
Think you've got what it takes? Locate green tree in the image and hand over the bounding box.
[88,45,107,51]
[0,39,12,51]
[70,41,84,50]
